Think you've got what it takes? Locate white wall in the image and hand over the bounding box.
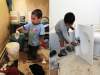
[49,0,100,50]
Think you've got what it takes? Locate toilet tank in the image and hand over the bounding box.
[6,42,20,61]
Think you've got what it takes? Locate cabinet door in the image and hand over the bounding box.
[76,25,94,65]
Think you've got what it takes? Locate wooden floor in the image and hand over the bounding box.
[50,70,58,75]
[18,49,49,75]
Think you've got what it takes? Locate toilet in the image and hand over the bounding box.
[0,73,5,75]
[6,42,20,62]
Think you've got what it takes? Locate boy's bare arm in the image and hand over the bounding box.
[16,26,25,33]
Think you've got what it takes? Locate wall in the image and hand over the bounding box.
[49,0,100,50]
[12,0,49,22]
[26,0,49,17]
[12,0,27,15]
[0,0,10,53]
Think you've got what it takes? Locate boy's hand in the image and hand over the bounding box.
[15,31,20,39]
[75,37,80,45]
[65,40,69,44]
[39,40,48,49]
[71,42,78,46]
[16,30,20,35]
[40,42,48,49]
[70,26,75,30]
[39,35,48,49]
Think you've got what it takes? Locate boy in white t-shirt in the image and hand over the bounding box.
[55,12,78,57]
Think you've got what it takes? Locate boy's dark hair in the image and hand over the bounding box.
[31,9,42,18]
[64,12,75,24]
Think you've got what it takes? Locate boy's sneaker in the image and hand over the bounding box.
[58,48,67,57]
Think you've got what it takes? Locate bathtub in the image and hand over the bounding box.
[94,30,100,56]
[75,24,100,65]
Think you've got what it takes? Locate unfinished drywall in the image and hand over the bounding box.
[0,0,10,53]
